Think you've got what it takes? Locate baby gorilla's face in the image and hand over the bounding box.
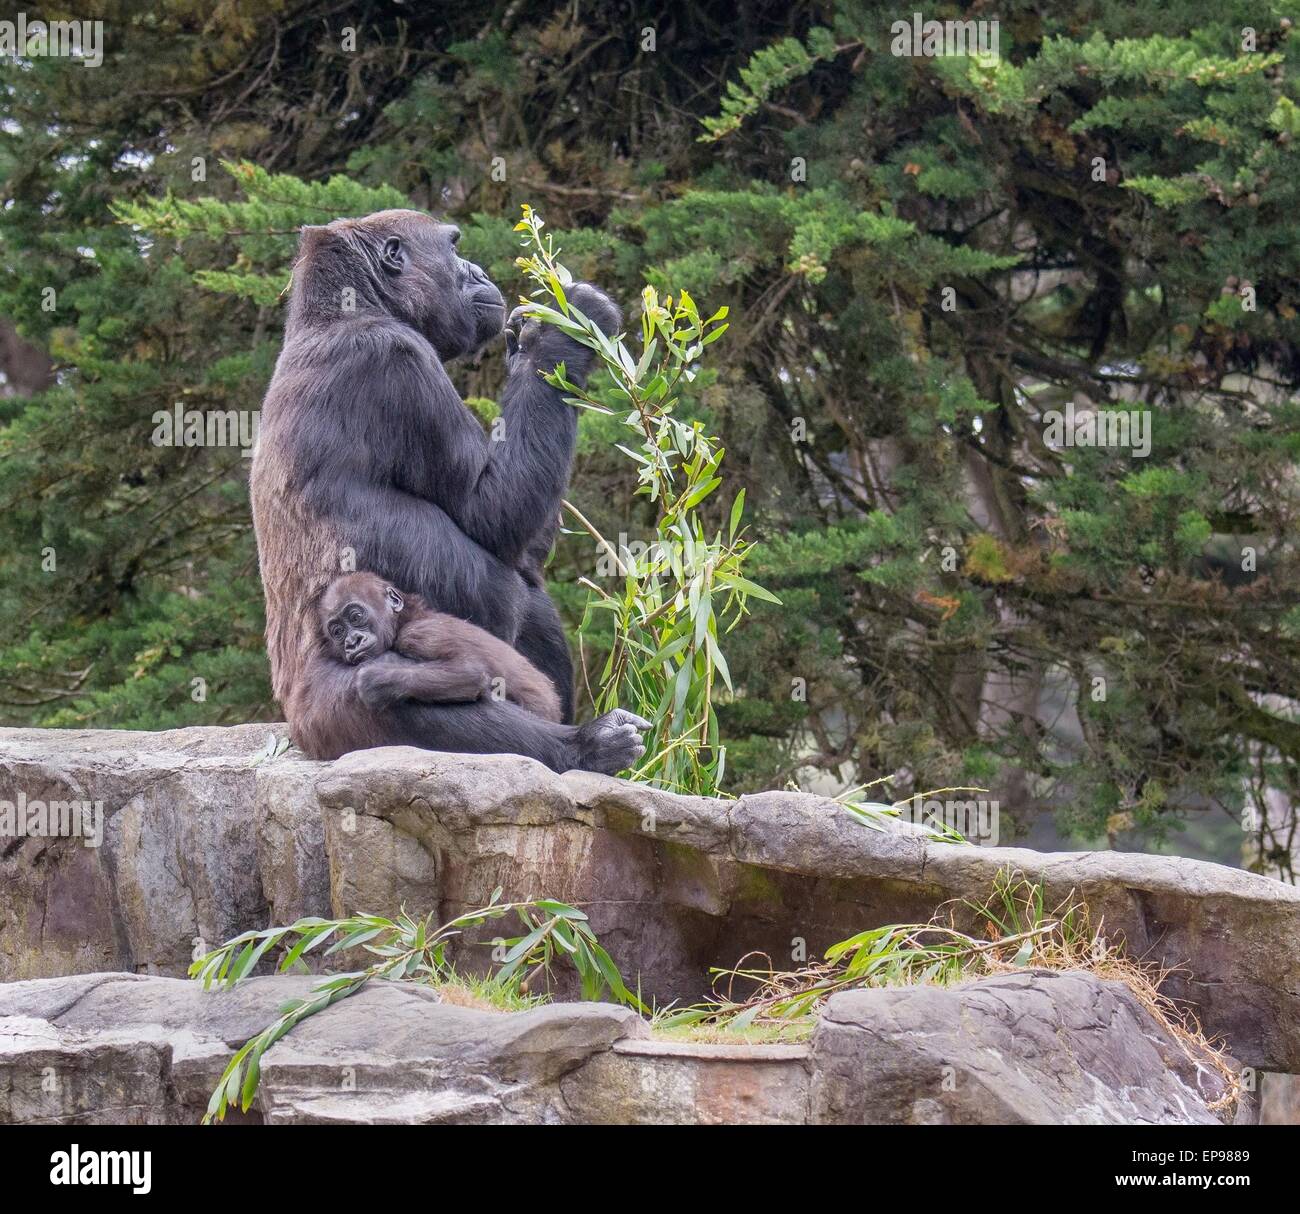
[325,598,385,665]
[319,574,405,665]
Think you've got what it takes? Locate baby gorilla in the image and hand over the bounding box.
[291,572,563,761]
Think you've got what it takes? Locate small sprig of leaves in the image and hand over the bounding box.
[835,780,979,842]
[246,732,291,767]
[191,890,641,1123]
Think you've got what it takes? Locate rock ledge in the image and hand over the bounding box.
[2,724,1297,1073]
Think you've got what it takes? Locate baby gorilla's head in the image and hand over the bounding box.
[318,573,405,665]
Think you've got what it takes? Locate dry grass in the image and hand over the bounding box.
[652,1021,814,1045]
[966,879,1241,1114]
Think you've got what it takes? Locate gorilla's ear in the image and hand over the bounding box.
[380,236,405,276]
[384,586,405,614]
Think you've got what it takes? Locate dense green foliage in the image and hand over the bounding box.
[1,3,1296,857]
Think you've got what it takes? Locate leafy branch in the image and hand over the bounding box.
[514,204,778,796]
[190,891,642,1123]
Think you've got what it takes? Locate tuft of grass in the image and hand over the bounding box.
[652,1021,812,1046]
[429,970,551,1014]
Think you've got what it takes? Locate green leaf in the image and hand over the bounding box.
[728,489,746,540]
[722,575,781,604]
[325,926,386,956]
[681,476,722,511]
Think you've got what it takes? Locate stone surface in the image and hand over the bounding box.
[0,970,1247,1125]
[562,1038,810,1125]
[0,724,275,980]
[811,970,1245,1125]
[255,756,330,926]
[1260,1072,1300,1124]
[1,725,1298,1071]
[0,971,643,1125]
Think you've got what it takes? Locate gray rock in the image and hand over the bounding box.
[811,970,1241,1125]
[0,971,643,1124]
[0,724,277,979]
[251,989,643,1125]
[563,1038,810,1124]
[1,725,1297,1071]
[922,846,1300,1083]
[255,758,331,925]
[0,970,1246,1125]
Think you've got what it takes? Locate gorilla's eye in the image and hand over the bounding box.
[348,608,365,625]
[329,622,343,639]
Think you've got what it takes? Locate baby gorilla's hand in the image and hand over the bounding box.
[505,283,621,383]
[353,657,393,710]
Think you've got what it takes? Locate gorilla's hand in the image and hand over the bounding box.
[505,283,621,383]
[353,653,409,710]
[568,708,650,775]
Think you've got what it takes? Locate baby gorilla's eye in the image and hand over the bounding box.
[329,622,343,639]
[348,608,365,625]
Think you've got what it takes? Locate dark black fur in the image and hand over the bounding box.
[251,209,647,773]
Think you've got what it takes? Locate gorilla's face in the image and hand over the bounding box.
[318,573,403,665]
[371,211,506,360]
[296,210,506,361]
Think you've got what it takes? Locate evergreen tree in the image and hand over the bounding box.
[1,2,1296,864]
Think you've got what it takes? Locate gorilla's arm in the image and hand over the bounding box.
[355,651,488,707]
[288,286,616,573]
[291,647,644,773]
[408,283,619,567]
[434,349,576,568]
[390,699,649,776]
[286,326,532,608]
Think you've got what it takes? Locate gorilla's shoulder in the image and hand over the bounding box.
[286,314,433,368]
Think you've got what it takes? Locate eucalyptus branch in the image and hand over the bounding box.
[191,891,642,1122]
[514,205,779,795]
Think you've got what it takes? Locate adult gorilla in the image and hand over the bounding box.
[251,209,645,773]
